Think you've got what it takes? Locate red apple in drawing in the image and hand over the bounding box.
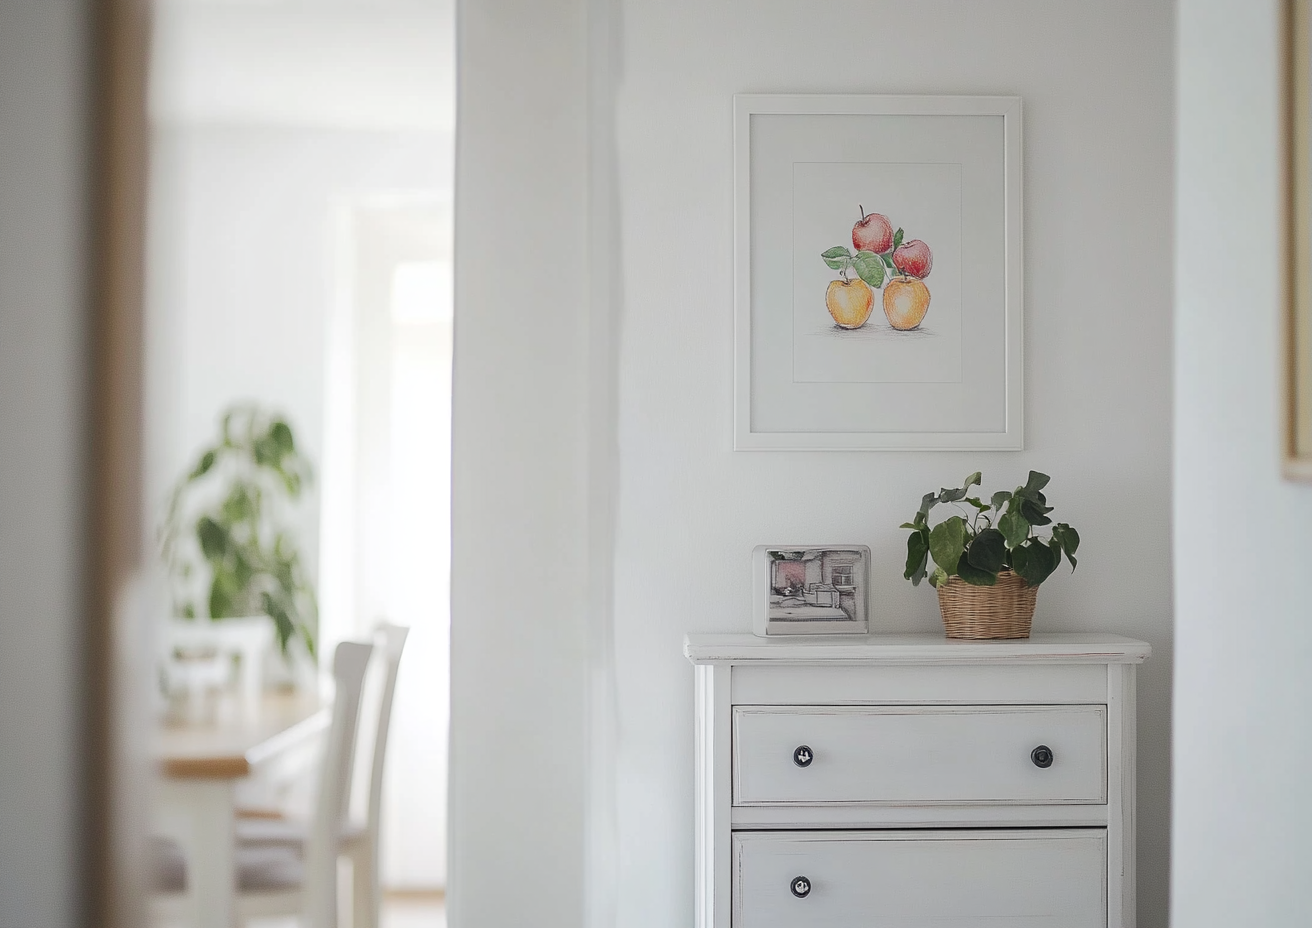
[852,207,894,255]
[892,239,933,279]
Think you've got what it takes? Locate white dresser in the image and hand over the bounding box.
[685,633,1151,928]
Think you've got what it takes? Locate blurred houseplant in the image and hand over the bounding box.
[160,405,317,660]
[901,471,1080,639]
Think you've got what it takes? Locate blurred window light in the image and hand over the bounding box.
[390,260,452,325]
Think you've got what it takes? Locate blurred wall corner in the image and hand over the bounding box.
[1,0,101,925]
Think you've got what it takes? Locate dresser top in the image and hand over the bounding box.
[684,632,1151,665]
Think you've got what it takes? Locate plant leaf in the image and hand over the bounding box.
[991,490,1012,511]
[893,228,905,248]
[904,530,930,585]
[261,591,295,651]
[966,528,1007,574]
[939,486,968,504]
[998,510,1030,548]
[853,251,885,288]
[190,450,217,480]
[1052,523,1080,555]
[197,516,228,561]
[270,420,295,456]
[929,566,949,588]
[1024,471,1051,495]
[964,496,991,512]
[918,492,939,518]
[1052,523,1080,572]
[956,552,999,586]
[821,245,853,259]
[928,516,967,574]
[963,471,982,490]
[1013,539,1059,586]
[1020,499,1053,526]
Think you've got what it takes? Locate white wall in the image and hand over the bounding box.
[144,126,450,567]
[143,0,454,586]
[0,1,88,925]
[448,0,595,925]
[609,2,1176,926]
[1172,1,1312,922]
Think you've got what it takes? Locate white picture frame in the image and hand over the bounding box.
[752,545,870,637]
[734,94,1024,451]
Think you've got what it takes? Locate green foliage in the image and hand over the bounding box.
[160,405,317,659]
[900,471,1080,591]
[820,245,885,289]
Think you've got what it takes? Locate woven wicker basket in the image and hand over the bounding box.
[936,569,1037,639]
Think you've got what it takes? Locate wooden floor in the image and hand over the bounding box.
[244,892,446,928]
[380,893,446,928]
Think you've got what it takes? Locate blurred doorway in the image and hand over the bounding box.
[320,198,453,890]
[141,0,454,922]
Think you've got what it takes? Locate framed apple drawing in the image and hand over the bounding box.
[733,94,1024,451]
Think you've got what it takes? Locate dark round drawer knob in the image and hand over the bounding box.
[790,875,811,898]
[792,745,813,767]
[1031,744,1054,768]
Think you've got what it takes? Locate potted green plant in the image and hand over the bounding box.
[160,405,318,665]
[901,471,1080,639]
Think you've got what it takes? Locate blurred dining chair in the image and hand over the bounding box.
[153,638,375,928]
[235,623,410,928]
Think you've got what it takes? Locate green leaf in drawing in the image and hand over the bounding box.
[821,246,853,259]
[853,251,885,289]
[880,253,895,270]
[893,228,905,248]
[823,256,847,271]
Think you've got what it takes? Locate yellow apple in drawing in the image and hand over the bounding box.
[826,278,874,329]
[882,275,931,330]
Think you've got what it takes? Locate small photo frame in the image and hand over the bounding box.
[752,545,870,637]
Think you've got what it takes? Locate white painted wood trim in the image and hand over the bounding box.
[732,704,1107,806]
[732,661,1108,705]
[732,829,1107,927]
[154,779,236,928]
[1106,662,1138,928]
[694,663,732,928]
[730,803,1111,829]
[732,93,1024,451]
[688,633,1145,926]
[686,632,1151,665]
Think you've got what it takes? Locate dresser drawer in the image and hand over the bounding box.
[732,829,1106,928]
[733,705,1106,805]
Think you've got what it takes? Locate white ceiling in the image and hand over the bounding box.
[149,0,455,131]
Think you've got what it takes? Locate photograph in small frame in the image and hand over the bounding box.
[752,545,870,637]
